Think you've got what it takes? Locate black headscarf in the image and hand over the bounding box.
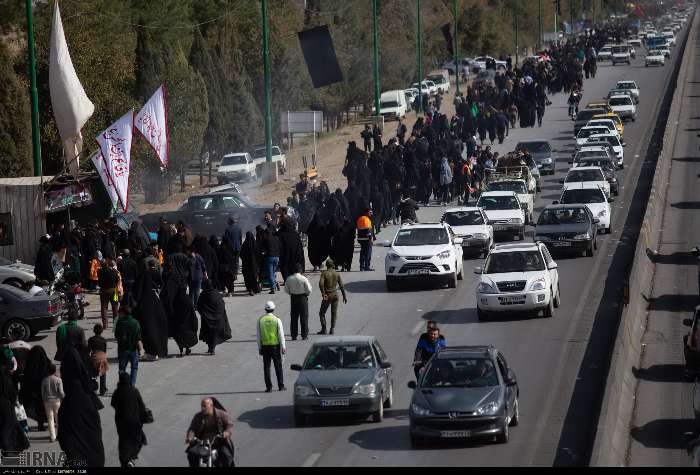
[0,371,20,453]
[197,280,232,346]
[111,372,147,466]
[19,345,51,422]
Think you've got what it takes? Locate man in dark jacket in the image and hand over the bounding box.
[118,250,138,306]
[186,398,235,467]
[413,324,446,380]
[34,235,55,284]
[223,217,242,282]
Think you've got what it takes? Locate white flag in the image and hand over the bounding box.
[89,150,121,211]
[49,0,94,175]
[135,85,169,168]
[95,111,134,213]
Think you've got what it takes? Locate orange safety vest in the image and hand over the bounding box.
[356,215,372,241]
[89,259,99,281]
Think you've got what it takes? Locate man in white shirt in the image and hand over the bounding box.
[284,264,312,340]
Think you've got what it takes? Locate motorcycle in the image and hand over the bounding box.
[187,435,223,467]
[49,267,85,320]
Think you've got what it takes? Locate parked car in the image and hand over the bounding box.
[0,257,36,288]
[252,146,287,175]
[471,56,507,71]
[408,346,519,445]
[441,207,494,258]
[427,72,450,94]
[0,284,63,341]
[534,204,599,257]
[291,336,394,425]
[378,90,408,120]
[217,153,257,184]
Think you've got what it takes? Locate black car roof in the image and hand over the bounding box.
[436,346,495,359]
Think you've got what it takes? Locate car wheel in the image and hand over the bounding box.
[586,243,594,257]
[386,278,399,292]
[477,307,489,322]
[3,319,31,341]
[496,421,509,443]
[447,272,457,289]
[456,263,463,281]
[542,293,555,318]
[383,382,393,409]
[554,284,561,308]
[3,278,24,289]
[509,398,520,427]
[594,238,598,251]
[372,398,384,423]
[519,229,526,241]
[294,410,307,427]
[606,225,612,235]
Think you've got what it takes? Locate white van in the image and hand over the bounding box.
[378,90,408,120]
[427,70,451,94]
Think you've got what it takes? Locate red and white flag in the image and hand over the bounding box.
[96,110,134,212]
[135,85,169,168]
[89,150,121,211]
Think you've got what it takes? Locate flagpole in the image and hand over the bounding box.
[26,0,42,176]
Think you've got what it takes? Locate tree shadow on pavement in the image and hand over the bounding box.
[632,364,687,383]
[646,248,696,266]
[630,418,697,449]
[673,156,700,162]
[671,201,700,210]
[643,294,698,312]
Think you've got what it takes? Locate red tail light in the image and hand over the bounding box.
[48,302,58,314]
[73,287,82,294]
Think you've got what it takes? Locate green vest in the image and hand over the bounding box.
[259,314,279,346]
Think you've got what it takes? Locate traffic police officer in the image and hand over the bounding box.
[256,301,286,392]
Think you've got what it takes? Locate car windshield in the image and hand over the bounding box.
[592,135,620,146]
[394,228,449,246]
[484,250,545,273]
[486,181,527,194]
[612,46,628,53]
[303,344,375,370]
[443,211,484,226]
[616,82,635,90]
[381,101,399,108]
[0,257,12,266]
[253,147,281,159]
[566,169,604,182]
[516,142,550,153]
[577,151,608,160]
[609,97,632,106]
[561,188,606,204]
[578,128,609,139]
[580,160,613,171]
[221,155,247,166]
[538,208,589,225]
[422,357,499,388]
[477,195,520,210]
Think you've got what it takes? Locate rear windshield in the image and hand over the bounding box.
[477,195,520,210]
[609,97,632,106]
[538,208,589,225]
[515,141,551,154]
[443,210,484,226]
[560,188,606,204]
[566,169,604,182]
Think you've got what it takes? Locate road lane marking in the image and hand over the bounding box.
[411,321,424,335]
[302,452,321,467]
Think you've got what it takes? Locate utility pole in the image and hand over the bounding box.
[513,0,519,66]
[570,0,575,38]
[372,0,381,119]
[416,0,423,114]
[538,0,543,51]
[26,0,41,176]
[554,0,560,41]
[453,0,460,96]
[261,0,273,178]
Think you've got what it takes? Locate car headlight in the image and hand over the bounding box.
[477,281,498,294]
[295,385,315,397]
[509,218,523,224]
[534,235,549,241]
[541,157,553,164]
[436,250,451,260]
[573,233,590,240]
[411,403,433,416]
[387,252,401,261]
[352,384,376,396]
[475,401,500,416]
[597,210,607,217]
[473,233,488,240]
[530,277,547,291]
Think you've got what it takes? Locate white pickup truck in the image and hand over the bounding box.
[252,145,287,175]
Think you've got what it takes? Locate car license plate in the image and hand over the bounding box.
[407,269,430,275]
[494,224,508,231]
[462,241,470,247]
[320,399,350,407]
[552,241,572,247]
[499,296,524,303]
[440,430,471,438]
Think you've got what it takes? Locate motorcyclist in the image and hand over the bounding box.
[185,397,235,467]
[567,87,582,118]
[399,192,420,224]
[413,323,446,380]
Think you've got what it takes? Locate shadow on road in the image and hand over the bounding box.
[632,364,687,383]
[177,390,266,396]
[348,425,496,451]
[421,309,475,325]
[673,156,700,162]
[344,280,450,294]
[630,418,697,449]
[237,405,297,429]
[645,248,696,265]
[643,294,698,312]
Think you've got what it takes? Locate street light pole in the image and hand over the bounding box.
[513,0,519,67]
[538,0,543,51]
[453,0,459,96]
[416,0,423,114]
[372,0,381,120]
[261,0,273,173]
[26,0,41,176]
[570,0,575,38]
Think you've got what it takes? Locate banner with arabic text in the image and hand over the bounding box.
[95,110,133,212]
[135,85,169,168]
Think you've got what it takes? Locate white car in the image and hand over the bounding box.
[608,94,637,121]
[471,56,507,71]
[559,183,613,234]
[662,30,676,46]
[645,50,666,66]
[0,257,36,287]
[410,80,437,96]
[576,126,612,147]
[217,152,257,184]
[597,45,613,61]
[656,46,672,58]
[441,207,494,258]
[629,37,642,47]
[476,191,526,241]
[485,179,535,225]
[252,145,287,174]
[561,166,610,197]
[611,45,632,65]
[474,242,560,320]
[587,133,625,168]
[615,80,640,103]
[585,119,620,138]
[384,222,464,291]
[573,146,614,166]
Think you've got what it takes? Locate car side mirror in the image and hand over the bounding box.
[622,142,627,147]
[379,240,392,247]
[454,237,464,245]
[380,361,392,369]
[407,381,417,389]
[683,318,694,327]
[474,267,483,274]
[608,197,615,203]
[691,247,700,256]
[593,217,600,224]
[559,178,565,184]
[548,263,558,270]
[505,378,517,387]
[290,364,302,371]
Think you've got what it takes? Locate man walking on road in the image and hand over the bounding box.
[318,258,348,335]
[356,209,375,272]
[256,301,286,392]
[284,264,312,341]
[115,306,144,386]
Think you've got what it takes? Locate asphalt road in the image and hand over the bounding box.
[24,28,692,467]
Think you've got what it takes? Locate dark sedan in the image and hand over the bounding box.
[291,336,394,426]
[534,204,599,257]
[0,284,62,341]
[408,346,519,445]
[140,191,278,237]
[514,140,556,175]
[576,157,620,195]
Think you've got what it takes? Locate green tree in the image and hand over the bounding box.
[0,42,31,177]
